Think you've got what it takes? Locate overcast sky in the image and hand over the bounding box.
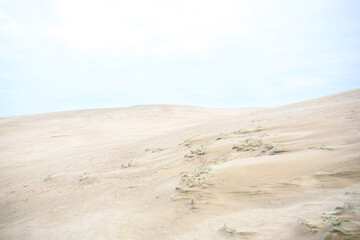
[0,0,359,117]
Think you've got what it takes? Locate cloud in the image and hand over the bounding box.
[47,0,255,57]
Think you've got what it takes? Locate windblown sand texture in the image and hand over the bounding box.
[1,89,360,239]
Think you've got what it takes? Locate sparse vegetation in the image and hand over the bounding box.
[298,203,360,239]
[185,138,219,158]
[319,144,330,150]
[185,145,207,158]
[233,137,263,151]
[121,159,134,168]
[299,219,321,230]
[233,128,248,134]
[233,126,264,134]
[232,137,283,157]
[179,164,212,188]
[321,204,356,235]
[265,142,282,150]
[190,146,206,156]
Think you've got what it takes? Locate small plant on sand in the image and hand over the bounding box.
[180,164,212,188]
[319,144,330,150]
[186,139,217,158]
[190,145,206,155]
[320,204,358,235]
[299,219,321,230]
[265,142,282,150]
[246,137,263,146]
[233,128,248,134]
[298,203,360,239]
[233,137,263,151]
[232,137,283,157]
[121,159,134,168]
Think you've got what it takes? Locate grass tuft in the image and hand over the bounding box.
[180,164,212,188]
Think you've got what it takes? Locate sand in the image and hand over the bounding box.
[0,89,360,239]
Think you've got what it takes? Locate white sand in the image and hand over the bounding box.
[1,89,360,239]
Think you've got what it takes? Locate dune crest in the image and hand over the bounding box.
[1,89,360,239]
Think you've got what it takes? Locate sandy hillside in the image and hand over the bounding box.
[1,89,360,240]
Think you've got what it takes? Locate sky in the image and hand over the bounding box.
[0,0,359,117]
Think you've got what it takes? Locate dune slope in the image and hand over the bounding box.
[0,90,360,239]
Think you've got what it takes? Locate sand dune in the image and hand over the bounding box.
[1,89,360,239]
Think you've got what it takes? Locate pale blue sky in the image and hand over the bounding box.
[0,0,359,117]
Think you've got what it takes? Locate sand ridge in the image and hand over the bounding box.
[0,89,360,239]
